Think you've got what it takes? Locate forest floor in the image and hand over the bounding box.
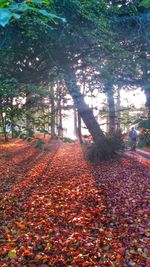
[0,139,149,267]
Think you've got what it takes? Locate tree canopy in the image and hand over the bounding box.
[0,0,150,158]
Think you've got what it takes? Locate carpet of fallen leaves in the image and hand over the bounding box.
[0,140,149,267]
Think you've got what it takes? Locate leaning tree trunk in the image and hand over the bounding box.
[106,85,116,133]
[64,66,112,158]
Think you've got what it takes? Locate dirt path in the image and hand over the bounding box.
[0,142,149,266]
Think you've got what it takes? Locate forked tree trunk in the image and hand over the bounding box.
[64,66,113,158]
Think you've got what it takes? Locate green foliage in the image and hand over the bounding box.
[138,128,150,147]
[0,0,149,155]
[139,0,150,8]
[34,138,45,149]
[19,133,27,140]
[138,119,150,129]
[106,131,125,152]
[0,0,65,27]
[25,128,34,137]
[43,145,51,151]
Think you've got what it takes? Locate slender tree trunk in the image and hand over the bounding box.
[26,92,34,132]
[106,86,116,133]
[58,103,63,137]
[64,66,112,158]
[77,112,82,143]
[73,107,78,138]
[145,87,150,120]
[73,107,82,142]
[42,106,46,138]
[1,111,8,142]
[141,52,150,120]
[50,86,56,138]
[116,87,121,130]
[56,83,63,137]
[10,99,15,139]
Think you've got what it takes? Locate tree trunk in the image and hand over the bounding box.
[77,112,82,144]
[141,52,150,120]
[26,92,34,132]
[58,103,63,137]
[116,87,121,130]
[10,99,15,139]
[73,107,78,138]
[1,111,8,142]
[56,83,63,137]
[64,66,112,158]
[106,85,116,133]
[42,106,46,138]
[145,87,150,120]
[50,86,55,138]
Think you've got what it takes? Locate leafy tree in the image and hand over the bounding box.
[0,0,149,159]
[0,78,22,140]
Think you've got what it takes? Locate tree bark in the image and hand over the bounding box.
[64,66,112,158]
[1,111,8,142]
[116,87,121,130]
[50,85,55,138]
[26,92,34,131]
[73,107,78,138]
[58,103,63,137]
[77,112,83,144]
[10,98,15,139]
[145,87,150,120]
[141,52,150,120]
[106,85,116,133]
[56,83,63,137]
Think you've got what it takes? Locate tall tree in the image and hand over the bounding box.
[64,65,113,158]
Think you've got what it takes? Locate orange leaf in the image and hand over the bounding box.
[118,247,125,252]
[116,253,122,259]
[82,263,89,267]
[23,249,31,256]
[15,222,25,229]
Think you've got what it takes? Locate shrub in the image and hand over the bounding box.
[34,139,45,149]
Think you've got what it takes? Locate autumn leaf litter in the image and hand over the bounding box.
[0,141,149,266]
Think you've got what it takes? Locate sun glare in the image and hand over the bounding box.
[63,88,146,138]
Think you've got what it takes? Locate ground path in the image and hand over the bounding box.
[0,141,149,266]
